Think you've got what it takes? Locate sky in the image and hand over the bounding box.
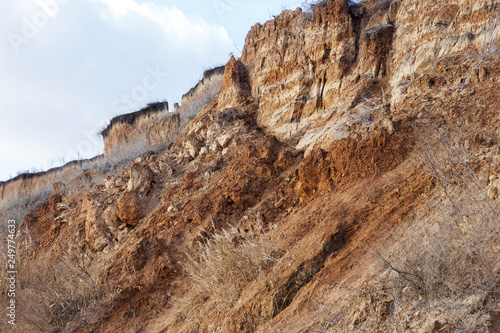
[0,0,306,181]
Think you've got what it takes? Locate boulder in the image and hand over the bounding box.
[116,191,145,227]
[128,162,153,195]
[183,140,200,159]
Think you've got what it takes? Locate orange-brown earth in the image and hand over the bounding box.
[1,0,500,332]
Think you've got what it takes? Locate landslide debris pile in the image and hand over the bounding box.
[1,0,500,332]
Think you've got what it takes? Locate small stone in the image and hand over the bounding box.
[199,147,209,156]
[383,119,395,135]
[115,178,127,189]
[216,133,233,148]
[184,141,198,159]
[203,171,211,182]
[56,203,71,211]
[159,162,174,177]
[104,176,115,189]
[209,141,222,153]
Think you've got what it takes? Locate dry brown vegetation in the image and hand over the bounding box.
[181,224,278,312]
[18,251,101,330]
[0,227,106,332]
[372,127,500,331]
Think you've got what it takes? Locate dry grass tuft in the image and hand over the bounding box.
[15,230,103,331]
[0,225,105,332]
[379,210,498,301]
[183,225,277,309]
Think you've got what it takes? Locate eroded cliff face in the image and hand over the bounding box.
[242,1,357,138]
[241,0,499,151]
[2,0,500,332]
[178,66,225,117]
[101,68,224,157]
[0,156,108,224]
[102,102,169,157]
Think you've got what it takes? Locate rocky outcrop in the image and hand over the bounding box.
[127,159,153,195]
[84,192,121,252]
[217,56,251,107]
[241,2,357,138]
[116,191,145,227]
[241,0,500,153]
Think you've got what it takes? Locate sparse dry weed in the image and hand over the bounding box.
[181,224,277,313]
[0,225,106,332]
[375,126,500,331]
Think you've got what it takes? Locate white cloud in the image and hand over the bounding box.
[0,0,300,181]
[93,0,231,52]
[0,0,234,180]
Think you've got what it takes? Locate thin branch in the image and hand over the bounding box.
[460,5,500,91]
[462,47,471,62]
[402,36,415,82]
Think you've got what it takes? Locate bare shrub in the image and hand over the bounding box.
[182,225,277,310]
[0,226,104,332]
[25,235,101,330]
[376,126,499,330]
[379,211,497,300]
[462,5,500,89]
[20,261,100,330]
